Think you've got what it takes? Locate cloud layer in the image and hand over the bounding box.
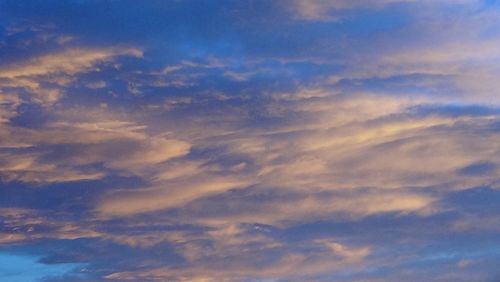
[0,1,499,281]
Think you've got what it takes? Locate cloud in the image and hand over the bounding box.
[104,235,372,281]
[215,91,499,192]
[0,108,190,184]
[0,47,142,105]
[96,177,252,217]
[288,0,480,21]
[316,6,500,105]
[319,240,371,261]
[92,85,497,227]
[0,93,21,123]
[0,208,102,244]
[0,47,142,79]
[289,0,402,21]
[182,188,435,227]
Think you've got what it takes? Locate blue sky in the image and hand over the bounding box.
[0,0,499,281]
[0,252,85,282]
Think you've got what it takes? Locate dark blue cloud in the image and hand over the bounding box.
[458,162,498,176]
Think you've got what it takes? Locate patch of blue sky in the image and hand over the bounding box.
[482,0,500,8]
[0,252,86,282]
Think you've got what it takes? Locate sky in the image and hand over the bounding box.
[0,0,499,281]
